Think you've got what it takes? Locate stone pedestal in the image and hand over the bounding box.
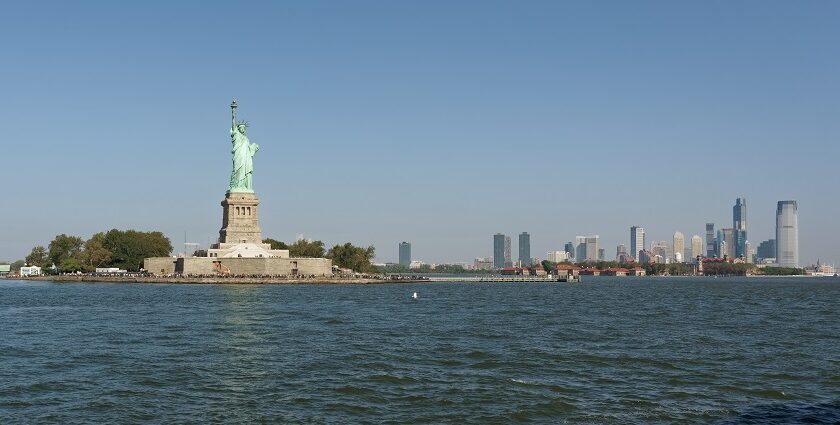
[218,192,262,244]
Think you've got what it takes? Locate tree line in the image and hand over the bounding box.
[23,230,173,273]
[17,233,377,274]
[263,238,377,273]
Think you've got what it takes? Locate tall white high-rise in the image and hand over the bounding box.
[650,240,672,262]
[574,236,586,262]
[690,235,703,259]
[630,226,645,260]
[673,232,685,262]
[575,236,599,262]
[585,236,600,262]
[776,201,799,267]
[546,251,568,263]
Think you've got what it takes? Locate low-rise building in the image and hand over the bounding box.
[628,267,646,276]
[579,267,601,276]
[0,265,10,277]
[531,266,547,276]
[501,267,526,275]
[473,257,493,270]
[601,268,628,276]
[554,264,581,279]
[20,266,42,277]
[95,267,127,274]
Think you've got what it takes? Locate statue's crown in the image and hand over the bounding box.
[236,120,248,128]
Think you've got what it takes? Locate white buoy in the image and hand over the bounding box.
[412,292,418,300]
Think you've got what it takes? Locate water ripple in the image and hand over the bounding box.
[0,277,838,423]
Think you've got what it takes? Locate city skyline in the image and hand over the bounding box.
[389,197,812,268]
[1,2,838,267]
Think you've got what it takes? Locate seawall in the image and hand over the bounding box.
[21,276,424,285]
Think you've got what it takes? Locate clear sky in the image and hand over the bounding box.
[2,1,838,266]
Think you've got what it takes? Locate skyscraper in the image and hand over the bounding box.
[706,223,716,257]
[630,226,645,260]
[546,251,568,263]
[518,232,531,266]
[757,239,776,261]
[733,198,748,258]
[721,228,734,259]
[398,242,411,267]
[564,242,574,259]
[650,240,672,262]
[776,201,799,267]
[690,235,703,259]
[574,236,586,263]
[673,232,685,262]
[504,236,512,267]
[576,236,599,262]
[586,236,600,262]
[616,244,631,262]
[745,241,752,263]
[493,234,506,269]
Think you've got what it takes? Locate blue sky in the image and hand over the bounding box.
[2,1,838,266]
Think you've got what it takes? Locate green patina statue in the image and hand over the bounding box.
[228,100,259,193]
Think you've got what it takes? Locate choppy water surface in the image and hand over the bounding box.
[1,277,838,423]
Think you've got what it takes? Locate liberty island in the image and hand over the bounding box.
[142,101,333,278]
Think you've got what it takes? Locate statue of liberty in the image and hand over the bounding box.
[228,100,259,193]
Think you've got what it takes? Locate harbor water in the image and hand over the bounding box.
[1,277,838,423]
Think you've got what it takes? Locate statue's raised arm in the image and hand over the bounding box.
[231,99,238,132]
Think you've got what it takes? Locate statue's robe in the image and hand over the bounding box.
[229,128,259,191]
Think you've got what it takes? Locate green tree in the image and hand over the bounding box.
[758,266,804,276]
[541,260,556,272]
[79,232,113,272]
[288,239,325,258]
[433,264,467,273]
[263,238,288,250]
[701,261,754,276]
[326,243,376,273]
[48,234,84,267]
[10,260,25,272]
[58,257,84,273]
[25,246,50,268]
[101,229,173,271]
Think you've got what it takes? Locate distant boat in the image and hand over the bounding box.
[412,292,418,300]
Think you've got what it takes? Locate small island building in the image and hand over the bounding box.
[601,267,628,277]
[20,266,42,277]
[554,264,581,279]
[628,267,647,276]
[579,267,601,276]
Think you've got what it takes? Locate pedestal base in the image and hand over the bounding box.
[218,192,262,245]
